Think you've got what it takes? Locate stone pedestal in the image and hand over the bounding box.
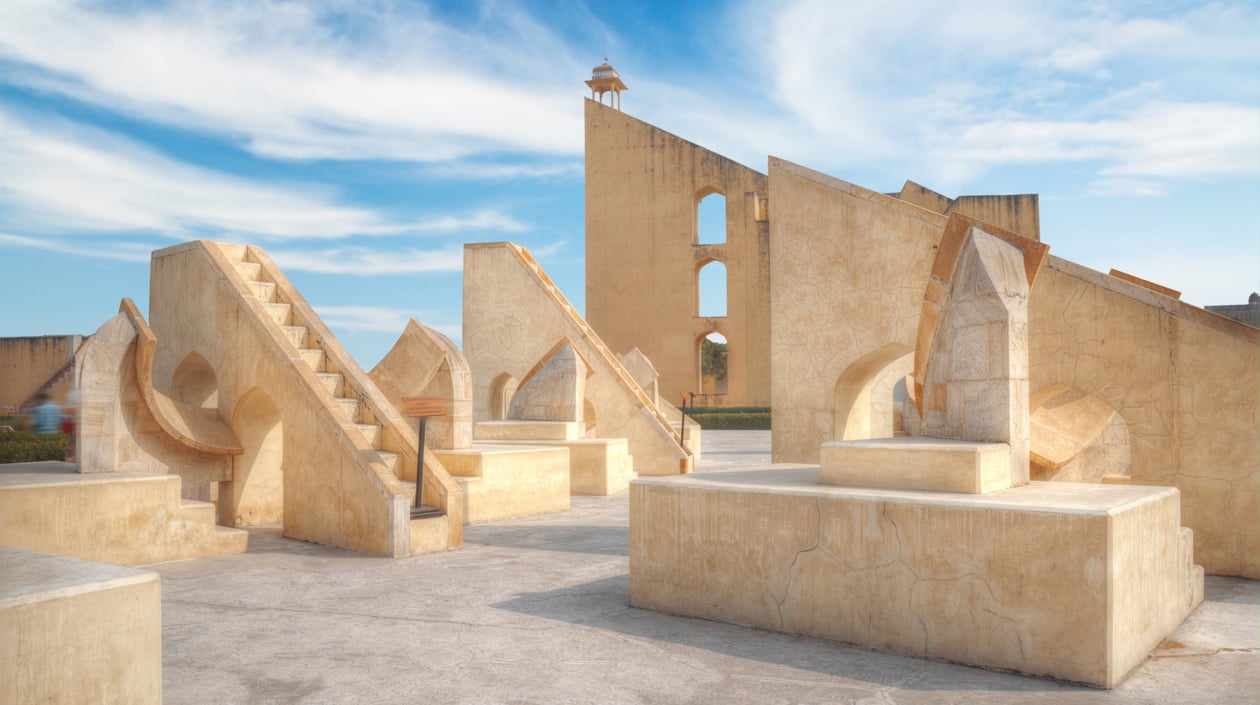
[434,445,570,523]
[0,547,162,705]
[630,466,1203,687]
[820,437,1011,493]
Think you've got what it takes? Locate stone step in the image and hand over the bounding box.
[335,397,360,423]
[281,326,308,347]
[355,423,381,446]
[298,348,325,372]
[317,373,344,397]
[263,303,292,326]
[377,450,401,473]
[217,243,248,261]
[248,280,277,303]
[234,261,262,280]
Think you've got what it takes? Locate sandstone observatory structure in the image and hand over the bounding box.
[632,216,1204,688]
[585,97,1258,579]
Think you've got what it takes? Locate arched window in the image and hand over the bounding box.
[697,260,727,317]
[697,192,726,244]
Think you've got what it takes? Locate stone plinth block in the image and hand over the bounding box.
[487,438,635,495]
[434,445,570,523]
[0,547,161,705]
[630,467,1203,688]
[820,437,1012,494]
[474,420,582,441]
[0,462,246,566]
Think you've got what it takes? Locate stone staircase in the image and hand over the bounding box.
[213,243,459,552]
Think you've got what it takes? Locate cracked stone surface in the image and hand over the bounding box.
[155,431,1256,704]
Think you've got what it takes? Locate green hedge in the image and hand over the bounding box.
[0,432,68,464]
[684,407,771,430]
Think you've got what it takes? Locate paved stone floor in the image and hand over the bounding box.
[155,431,1258,705]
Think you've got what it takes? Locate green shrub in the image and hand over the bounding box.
[684,407,771,430]
[0,432,68,463]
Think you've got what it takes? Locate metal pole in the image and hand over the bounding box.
[414,417,427,510]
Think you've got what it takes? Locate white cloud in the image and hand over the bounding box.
[0,232,152,261]
[315,305,460,340]
[0,0,586,162]
[268,245,464,275]
[942,103,1260,178]
[0,106,529,241]
[715,0,1260,189]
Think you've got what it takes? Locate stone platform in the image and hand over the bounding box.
[1,546,161,704]
[0,461,247,566]
[483,437,635,496]
[434,444,570,523]
[630,465,1203,687]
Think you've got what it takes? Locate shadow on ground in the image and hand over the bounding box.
[491,573,1089,694]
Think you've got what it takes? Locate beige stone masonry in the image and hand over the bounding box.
[475,420,583,441]
[1031,256,1259,577]
[370,318,473,451]
[77,300,240,498]
[0,547,161,705]
[630,466,1203,688]
[146,241,462,556]
[434,445,570,523]
[0,462,246,565]
[464,241,690,475]
[820,438,1012,494]
[1029,383,1131,482]
[507,341,591,422]
[489,437,636,496]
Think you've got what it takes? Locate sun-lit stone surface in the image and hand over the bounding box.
[0,547,161,705]
[630,466,1203,688]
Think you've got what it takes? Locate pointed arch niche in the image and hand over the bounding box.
[223,388,283,527]
[171,351,218,409]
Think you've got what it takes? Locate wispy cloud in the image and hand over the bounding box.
[704,0,1260,190]
[0,105,529,242]
[268,245,464,275]
[0,0,587,162]
[0,232,152,261]
[315,304,460,341]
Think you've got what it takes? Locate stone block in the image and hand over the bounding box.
[434,445,570,523]
[474,420,582,441]
[0,547,161,705]
[630,466,1202,688]
[820,437,1012,494]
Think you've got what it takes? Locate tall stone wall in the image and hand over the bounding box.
[1029,257,1260,578]
[585,99,771,407]
[769,159,944,464]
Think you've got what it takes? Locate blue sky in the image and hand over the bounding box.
[1,0,1257,369]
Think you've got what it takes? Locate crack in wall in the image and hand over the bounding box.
[772,497,822,630]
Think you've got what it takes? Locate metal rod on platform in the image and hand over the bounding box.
[414,417,427,510]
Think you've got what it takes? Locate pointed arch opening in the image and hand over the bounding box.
[699,332,729,398]
[697,260,728,318]
[697,191,726,245]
